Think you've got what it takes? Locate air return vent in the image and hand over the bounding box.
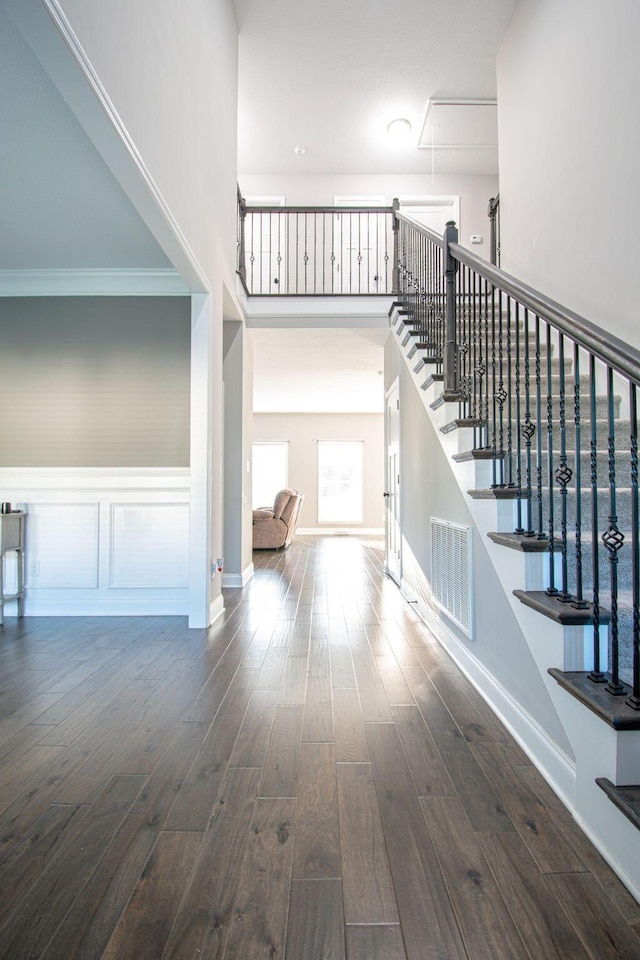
[430,518,473,637]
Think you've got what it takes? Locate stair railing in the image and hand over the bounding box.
[236,195,396,296]
[396,212,640,707]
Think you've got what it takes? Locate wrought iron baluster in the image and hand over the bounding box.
[555,333,572,601]
[588,354,605,681]
[496,291,506,486]
[504,296,522,496]
[603,366,626,695]
[545,323,557,594]
[572,343,587,608]
[514,301,524,529]
[534,317,544,538]
[627,382,640,708]
[295,213,299,294]
[490,284,498,486]
[522,308,535,535]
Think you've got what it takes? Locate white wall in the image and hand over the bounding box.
[253,412,384,532]
[55,0,239,290]
[239,173,498,260]
[497,0,640,348]
[385,337,572,753]
[223,321,254,584]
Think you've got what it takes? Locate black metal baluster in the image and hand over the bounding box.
[535,316,544,539]
[514,302,524,529]
[497,291,506,486]
[603,366,626,695]
[555,333,572,601]
[482,277,490,452]
[248,213,255,293]
[304,212,309,293]
[507,298,514,489]
[349,213,353,294]
[545,323,557,594]
[588,354,605,681]
[322,212,326,294]
[626,382,640,708]
[522,308,535,535]
[295,213,299,294]
[572,343,587,608]
[471,269,480,448]
[490,284,498,486]
[313,213,317,293]
[458,264,468,418]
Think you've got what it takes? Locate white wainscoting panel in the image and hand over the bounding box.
[110,503,189,588]
[27,502,100,588]
[0,468,190,616]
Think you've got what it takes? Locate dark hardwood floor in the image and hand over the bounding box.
[1,535,639,959]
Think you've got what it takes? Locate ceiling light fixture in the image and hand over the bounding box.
[293,145,306,156]
[386,118,412,141]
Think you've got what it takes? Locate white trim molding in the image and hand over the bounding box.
[221,563,255,589]
[0,269,190,297]
[298,527,384,536]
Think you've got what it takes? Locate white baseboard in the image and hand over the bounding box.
[20,596,188,616]
[297,527,384,536]
[403,581,577,807]
[222,563,255,589]
[209,594,225,625]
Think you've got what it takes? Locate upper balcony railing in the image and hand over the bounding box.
[237,193,397,296]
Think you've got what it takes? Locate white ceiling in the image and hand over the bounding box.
[235,0,517,176]
[251,327,388,413]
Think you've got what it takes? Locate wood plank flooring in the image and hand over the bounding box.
[0,535,639,959]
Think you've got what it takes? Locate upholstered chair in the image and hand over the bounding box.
[252,488,304,549]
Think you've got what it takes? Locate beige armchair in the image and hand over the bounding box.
[253,488,304,550]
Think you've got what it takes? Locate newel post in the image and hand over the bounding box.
[391,197,400,295]
[442,220,459,400]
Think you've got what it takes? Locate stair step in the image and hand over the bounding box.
[596,778,640,830]
[548,669,640,730]
[487,531,557,552]
[441,417,482,434]
[514,589,609,625]
[413,356,441,373]
[421,373,443,391]
[452,449,498,462]
[468,487,520,499]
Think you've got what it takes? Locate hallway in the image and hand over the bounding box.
[0,536,639,958]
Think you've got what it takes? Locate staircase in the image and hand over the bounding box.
[390,214,640,900]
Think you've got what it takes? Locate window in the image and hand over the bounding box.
[252,441,288,509]
[317,441,363,523]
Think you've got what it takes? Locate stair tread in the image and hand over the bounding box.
[596,779,640,830]
[548,669,640,730]
[487,531,558,552]
[515,589,610,625]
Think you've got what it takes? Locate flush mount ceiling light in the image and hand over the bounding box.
[293,145,306,156]
[386,118,412,141]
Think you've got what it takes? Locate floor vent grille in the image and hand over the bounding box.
[430,517,473,637]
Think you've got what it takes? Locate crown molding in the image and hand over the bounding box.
[0,268,190,297]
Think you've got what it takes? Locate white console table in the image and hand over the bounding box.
[0,512,26,626]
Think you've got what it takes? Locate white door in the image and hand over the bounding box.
[386,380,401,583]
[399,196,460,238]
